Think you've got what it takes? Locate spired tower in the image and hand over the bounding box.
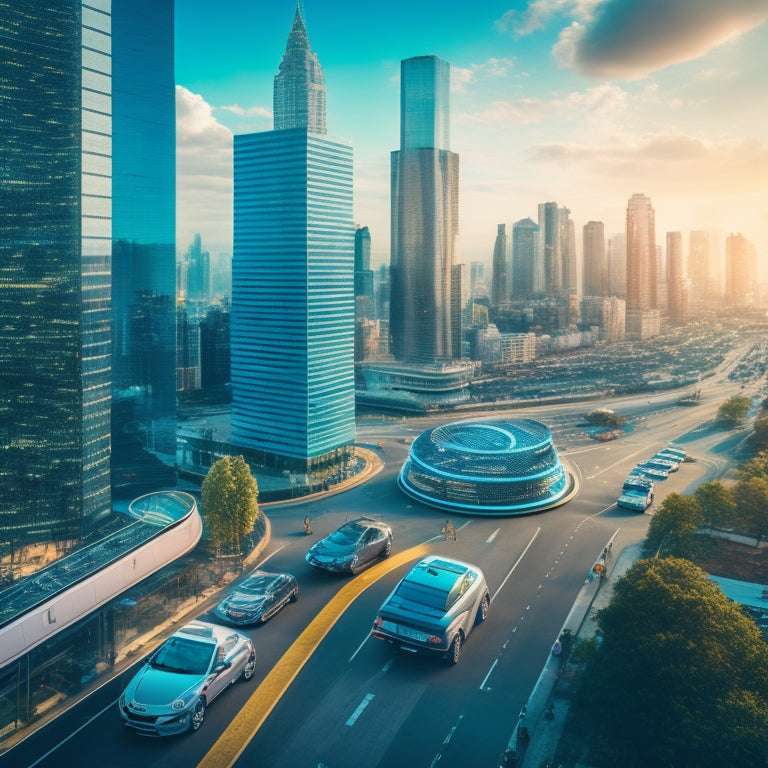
[389,55,460,365]
[231,5,355,472]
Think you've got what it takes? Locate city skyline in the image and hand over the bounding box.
[176,0,768,272]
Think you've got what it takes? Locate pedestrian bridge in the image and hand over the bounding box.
[0,491,202,668]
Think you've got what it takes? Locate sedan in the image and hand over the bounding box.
[119,620,255,736]
[213,570,298,626]
[306,516,393,574]
[372,555,490,664]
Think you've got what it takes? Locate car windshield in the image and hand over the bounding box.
[152,636,215,675]
[238,574,272,595]
[395,581,452,612]
[327,522,365,547]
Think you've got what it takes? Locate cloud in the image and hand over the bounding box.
[553,0,768,79]
[462,83,629,125]
[176,86,233,253]
[495,0,600,37]
[452,57,517,91]
[218,103,272,119]
[529,131,768,195]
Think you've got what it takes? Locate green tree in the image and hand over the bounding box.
[693,480,736,528]
[716,394,751,427]
[201,455,260,556]
[585,408,625,428]
[644,492,702,559]
[751,415,768,451]
[573,557,768,767]
[738,448,768,481]
[732,475,768,541]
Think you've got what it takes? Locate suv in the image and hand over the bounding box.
[372,555,490,664]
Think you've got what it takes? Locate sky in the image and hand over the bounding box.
[175,0,768,276]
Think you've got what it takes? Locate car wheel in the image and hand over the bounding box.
[476,594,490,625]
[190,699,205,731]
[382,538,392,558]
[240,655,256,681]
[289,586,299,603]
[448,633,462,665]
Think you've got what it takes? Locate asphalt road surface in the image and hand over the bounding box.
[4,379,754,768]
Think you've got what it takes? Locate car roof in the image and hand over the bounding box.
[176,620,229,645]
[405,556,476,589]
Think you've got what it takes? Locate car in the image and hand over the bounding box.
[306,516,393,574]
[372,555,490,664]
[118,620,255,736]
[213,570,298,626]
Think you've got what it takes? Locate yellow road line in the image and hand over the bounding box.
[197,544,431,768]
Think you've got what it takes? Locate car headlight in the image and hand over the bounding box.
[171,698,187,711]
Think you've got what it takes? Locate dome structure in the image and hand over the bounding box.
[398,418,572,515]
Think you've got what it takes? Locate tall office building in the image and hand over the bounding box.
[390,55,460,364]
[111,0,177,471]
[625,193,657,311]
[725,232,757,306]
[583,221,606,297]
[688,230,711,304]
[607,233,626,297]
[538,203,563,297]
[561,208,576,298]
[666,232,687,325]
[231,8,355,470]
[511,217,539,299]
[491,224,509,307]
[0,2,112,544]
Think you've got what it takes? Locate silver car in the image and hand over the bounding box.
[372,555,490,664]
[306,516,393,574]
[213,570,298,626]
[119,620,255,736]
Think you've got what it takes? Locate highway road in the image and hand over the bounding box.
[4,379,755,768]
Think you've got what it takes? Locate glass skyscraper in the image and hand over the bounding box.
[390,56,460,364]
[0,1,113,543]
[111,0,176,478]
[625,193,657,311]
[231,8,355,470]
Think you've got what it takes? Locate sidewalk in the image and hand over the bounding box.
[510,541,644,768]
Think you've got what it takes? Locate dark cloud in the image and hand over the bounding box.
[556,0,768,78]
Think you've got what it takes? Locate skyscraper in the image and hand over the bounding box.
[231,7,355,470]
[538,203,563,297]
[0,2,112,544]
[625,193,657,311]
[389,55,460,364]
[511,217,539,299]
[666,232,687,325]
[725,232,757,306]
[607,233,626,297]
[688,230,711,305]
[111,0,177,474]
[583,221,606,297]
[491,224,509,307]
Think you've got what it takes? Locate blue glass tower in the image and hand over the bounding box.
[111,0,177,480]
[390,56,460,364]
[231,7,355,470]
[0,1,113,543]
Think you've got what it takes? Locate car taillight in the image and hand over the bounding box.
[427,635,442,645]
[373,616,383,628]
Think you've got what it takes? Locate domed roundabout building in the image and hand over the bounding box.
[398,418,574,515]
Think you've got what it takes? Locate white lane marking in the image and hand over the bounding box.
[443,713,463,744]
[26,698,118,768]
[491,527,540,603]
[486,528,501,544]
[345,693,374,726]
[479,658,498,691]
[348,631,371,662]
[256,544,286,565]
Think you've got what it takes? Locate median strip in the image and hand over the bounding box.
[197,544,430,768]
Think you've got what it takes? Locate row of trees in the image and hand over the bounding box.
[560,400,768,766]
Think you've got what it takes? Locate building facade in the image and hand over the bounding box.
[511,217,539,299]
[0,1,113,545]
[725,232,757,306]
[389,55,460,364]
[583,221,606,297]
[231,8,355,471]
[491,224,509,307]
[666,231,687,325]
[625,193,657,312]
[111,0,177,477]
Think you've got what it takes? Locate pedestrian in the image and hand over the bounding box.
[442,519,456,540]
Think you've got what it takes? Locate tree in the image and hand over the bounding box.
[201,455,260,556]
[693,480,736,528]
[644,492,702,559]
[732,475,768,541]
[573,557,768,767]
[585,408,625,428]
[751,415,768,451]
[716,394,751,427]
[737,449,768,481]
